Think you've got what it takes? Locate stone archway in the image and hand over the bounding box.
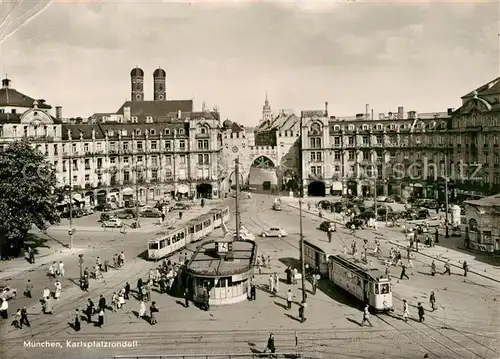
[96,189,107,204]
[248,155,277,192]
[308,181,326,197]
[197,183,213,199]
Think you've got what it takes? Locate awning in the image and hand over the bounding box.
[331,181,342,191]
[122,187,133,196]
[73,194,83,202]
[413,183,423,188]
[177,184,189,194]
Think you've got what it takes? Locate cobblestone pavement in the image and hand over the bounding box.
[0,195,498,359]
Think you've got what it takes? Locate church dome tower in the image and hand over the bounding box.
[130,67,144,102]
[261,91,272,124]
[153,67,166,101]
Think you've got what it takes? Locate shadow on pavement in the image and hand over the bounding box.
[279,257,300,269]
[345,316,362,327]
[136,250,149,261]
[435,236,500,267]
[317,279,362,310]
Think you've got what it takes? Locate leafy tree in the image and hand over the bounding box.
[0,140,60,258]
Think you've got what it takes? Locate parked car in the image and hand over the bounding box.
[0,286,17,300]
[100,212,115,222]
[102,218,123,228]
[417,209,430,219]
[116,209,136,219]
[170,202,190,211]
[73,209,84,218]
[346,218,365,230]
[260,227,288,238]
[272,203,282,211]
[82,208,94,216]
[140,208,162,218]
[319,221,337,232]
[94,203,112,212]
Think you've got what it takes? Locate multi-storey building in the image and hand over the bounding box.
[300,103,454,199]
[0,68,223,206]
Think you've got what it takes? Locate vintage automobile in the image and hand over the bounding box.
[319,221,337,232]
[260,227,288,238]
[102,218,123,228]
[272,203,282,211]
[140,208,162,218]
[346,218,366,230]
[0,286,17,300]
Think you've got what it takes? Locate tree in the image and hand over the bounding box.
[0,140,60,258]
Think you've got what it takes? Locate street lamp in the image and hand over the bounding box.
[67,158,74,249]
[444,154,450,238]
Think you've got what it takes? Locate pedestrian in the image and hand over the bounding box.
[351,241,357,256]
[402,299,409,322]
[268,274,274,293]
[293,268,298,284]
[20,306,29,327]
[273,273,280,294]
[118,290,125,309]
[29,247,35,264]
[311,274,317,295]
[138,300,146,318]
[361,304,373,327]
[13,309,21,329]
[179,211,183,220]
[161,212,166,222]
[73,309,81,331]
[54,280,62,300]
[435,228,440,244]
[286,289,294,310]
[119,251,125,266]
[342,246,347,255]
[58,261,65,277]
[86,298,94,322]
[406,246,411,260]
[97,309,104,328]
[184,288,189,307]
[298,301,306,323]
[257,257,262,275]
[104,258,109,272]
[159,276,165,294]
[137,278,143,296]
[44,297,53,314]
[267,254,271,268]
[417,302,425,322]
[0,298,8,319]
[111,292,118,312]
[327,230,332,243]
[429,291,436,311]
[250,283,256,301]
[98,294,106,312]
[265,333,276,355]
[443,260,451,275]
[48,263,55,278]
[150,301,158,325]
[124,282,130,300]
[462,261,469,277]
[430,260,436,276]
[203,288,210,311]
[400,264,409,280]
[25,279,33,298]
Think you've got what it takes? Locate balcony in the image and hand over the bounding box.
[109,149,118,155]
[308,173,323,180]
[195,132,210,139]
[123,180,131,185]
[85,151,92,156]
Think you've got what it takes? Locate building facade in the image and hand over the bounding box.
[300,104,454,199]
[0,69,223,207]
[463,195,500,253]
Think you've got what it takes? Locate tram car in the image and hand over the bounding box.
[328,254,393,312]
[147,205,230,260]
[303,239,393,312]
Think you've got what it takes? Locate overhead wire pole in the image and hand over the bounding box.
[444,153,450,238]
[68,156,73,249]
[235,157,240,241]
[299,114,307,305]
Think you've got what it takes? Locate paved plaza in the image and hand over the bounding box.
[0,195,499,359]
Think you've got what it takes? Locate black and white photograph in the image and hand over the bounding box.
[0,1,499,358]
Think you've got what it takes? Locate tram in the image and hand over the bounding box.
[304,239,393,312]
[147,205,230,260]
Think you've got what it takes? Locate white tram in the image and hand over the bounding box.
[303,239,393,312]
[147,205,230,260]
[329,255,393,312]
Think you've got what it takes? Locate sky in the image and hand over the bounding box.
[0,0,499,126]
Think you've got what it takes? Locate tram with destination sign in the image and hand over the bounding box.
[147,205,230,260]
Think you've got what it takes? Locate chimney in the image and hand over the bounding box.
[398,106,404,119]
[177,110,181,119]
[365,104,370,118]
[356,113,364,119]
[447,108,454,116]
[91,129,95,139]
[55,106,62,120]
[2,78,11,89]
[325,101,328,116]
[38,99,46,104]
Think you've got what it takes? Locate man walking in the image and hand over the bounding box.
[124,282,130,300]
[402,300,409,322]
[25,279,33,298]
[430,260,436,276]
[462,261,469,277]
[268,274,274,293]
[400,264,410,280]
[443,260,451,275]
[86,298,94,323]
[98,294,106,312]
[327,230,332,243]
[265,333,276,356]
[361,305,373,327]
[417,302,425,322]
[429,291,436,311]
[184,288,190,307]
[286,289,294,310]
[20,306,30,328]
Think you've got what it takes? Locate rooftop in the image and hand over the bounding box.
[186,240,256,277]
[465,193,500,207]
[0,79,52,110]
[116,100,193,118]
